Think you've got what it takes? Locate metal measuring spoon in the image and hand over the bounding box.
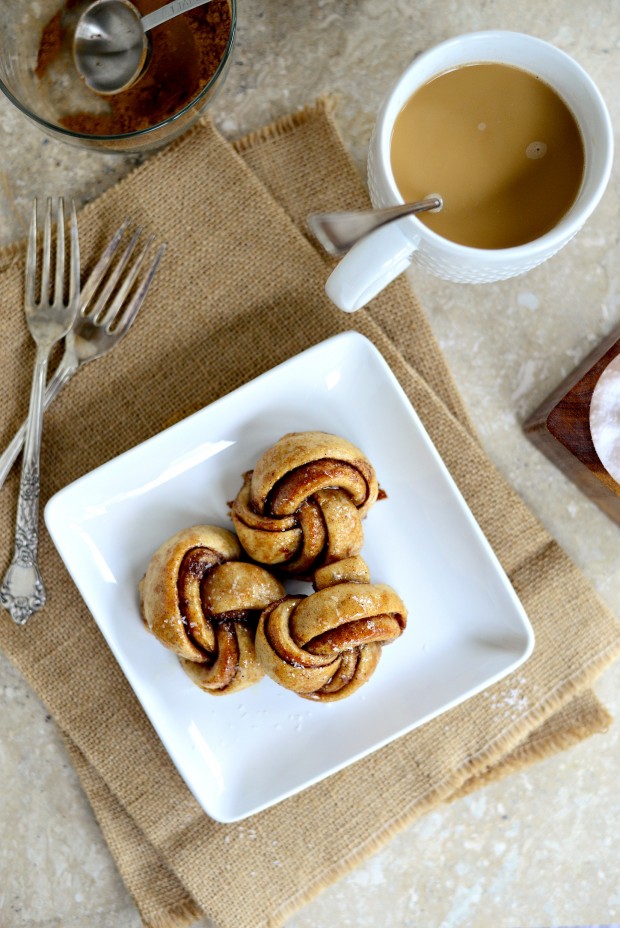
[308,196,443,257]
[74,0,214,94]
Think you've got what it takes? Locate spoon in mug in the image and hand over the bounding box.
[74,0,215,94]
[308,195,443,257]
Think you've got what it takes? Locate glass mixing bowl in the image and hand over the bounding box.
[0,0,236,154]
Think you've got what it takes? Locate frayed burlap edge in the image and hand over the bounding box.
[142,902,205,928]
[452,689,612,800]
[231,95,337,154]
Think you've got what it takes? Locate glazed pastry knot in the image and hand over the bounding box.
[140,525,284,694]
[231,431,379,577]
[255,556,407,701]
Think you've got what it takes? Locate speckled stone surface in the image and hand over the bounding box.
[1,2,620,926]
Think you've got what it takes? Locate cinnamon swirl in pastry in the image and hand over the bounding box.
[255,556,407,702]
[140,524,285,695]
[230,431,379,578]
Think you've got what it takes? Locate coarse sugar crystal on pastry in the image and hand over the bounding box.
[139,524,285,695]
[230,431,380,578]
[255,555,407,702]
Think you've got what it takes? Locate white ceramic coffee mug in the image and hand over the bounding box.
[326,31,614,313]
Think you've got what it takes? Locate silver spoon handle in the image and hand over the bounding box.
[0,354,78,492]
[308,196,442,256]
[141,0,214,32]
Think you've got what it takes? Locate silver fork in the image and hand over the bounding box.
[1,198,80,625]
[0,221,165,491]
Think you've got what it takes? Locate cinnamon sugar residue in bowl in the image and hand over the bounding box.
[35,0,233,136]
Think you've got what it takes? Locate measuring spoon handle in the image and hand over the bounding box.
[141,0,214,32]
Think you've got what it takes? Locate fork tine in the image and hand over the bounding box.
[109,242,166,336]
[40,197,53,304]
[25,198,38,307]
[68,200,80,309]
[87,226,144,323]
[80,219,131,310]
[54,197,65,305]
[97,232,151,327]
[90,227,143,322]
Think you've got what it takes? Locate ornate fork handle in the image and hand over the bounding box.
[1,197,80,625]
[0,345,51,624]
[0,352,78,491]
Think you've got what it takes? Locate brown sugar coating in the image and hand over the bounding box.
[255,556,407,702]
[140,524,284,695]
[230,431,380,579]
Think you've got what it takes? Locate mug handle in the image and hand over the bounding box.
[325,222,419,312]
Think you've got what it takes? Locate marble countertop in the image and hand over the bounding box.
[1,2,620,926]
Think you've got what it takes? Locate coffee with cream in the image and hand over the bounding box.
[390,63,585,250]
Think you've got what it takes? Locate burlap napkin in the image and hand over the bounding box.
[1,98,620,928]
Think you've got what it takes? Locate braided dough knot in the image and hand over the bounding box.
[231,431,380,577]
[140,525,285,694]
[255,556,407,701]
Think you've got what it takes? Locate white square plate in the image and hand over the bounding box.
[45,332,534,823]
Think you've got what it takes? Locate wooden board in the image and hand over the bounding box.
[523,323,620,525]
